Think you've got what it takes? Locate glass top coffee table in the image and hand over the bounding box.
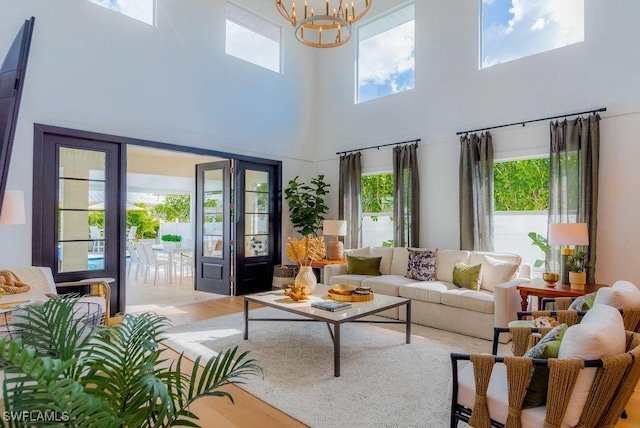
[243,284,411,377]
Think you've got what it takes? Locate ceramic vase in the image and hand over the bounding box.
[295,265,317,295]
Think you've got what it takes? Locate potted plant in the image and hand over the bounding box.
[162,233,183,249]
[284,175,330,237]
[0,296,261,427]
[566,247,591,290]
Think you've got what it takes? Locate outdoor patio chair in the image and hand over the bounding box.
[141,242,170,286]
[126,241,139,279]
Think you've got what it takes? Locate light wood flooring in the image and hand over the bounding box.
[156,297,640,428]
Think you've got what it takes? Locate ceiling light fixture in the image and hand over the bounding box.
[276,0,371,48]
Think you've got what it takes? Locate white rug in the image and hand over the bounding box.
[163,308,501,427]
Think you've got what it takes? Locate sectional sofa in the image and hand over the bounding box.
[324,247,531,341]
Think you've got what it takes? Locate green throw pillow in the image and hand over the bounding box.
[568,292,597,311]
[346,255,382,276]
[452,262,482,290]
[523,324,568,408]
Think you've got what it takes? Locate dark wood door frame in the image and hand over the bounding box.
[33,124,282,312]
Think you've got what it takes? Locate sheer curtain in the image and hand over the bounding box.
[548,114,600,283]
[393,144,420,247]
[339,152,362,249]
[459,132,494,251]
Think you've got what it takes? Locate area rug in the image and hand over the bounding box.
[163,308,502,427]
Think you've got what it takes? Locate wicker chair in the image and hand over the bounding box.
[451,330,640,428]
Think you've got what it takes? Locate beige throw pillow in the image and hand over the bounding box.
[480,255,519,292]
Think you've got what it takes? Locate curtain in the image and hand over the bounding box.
[339,152,362,249]
[459,132,494,251]
[548,114,600,283]
[393,144,420,247]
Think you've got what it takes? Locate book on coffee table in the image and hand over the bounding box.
[311,301,352,312]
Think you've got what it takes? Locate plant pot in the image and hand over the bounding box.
[569,271,587,290]
[294,265,317,295]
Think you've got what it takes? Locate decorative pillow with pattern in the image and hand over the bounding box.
[406,248,437,281]
[568,292,597,311]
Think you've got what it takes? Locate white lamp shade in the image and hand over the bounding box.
[548,223,589,245]
[323,220,347,236]
[0,190,26,225]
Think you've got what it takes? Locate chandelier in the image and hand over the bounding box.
[276,0,372,48]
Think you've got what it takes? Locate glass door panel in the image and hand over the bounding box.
[244,169,270,257]
[58,148,107,273]
[203,169,224,258]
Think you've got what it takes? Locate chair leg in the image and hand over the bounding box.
[153,266,159,286]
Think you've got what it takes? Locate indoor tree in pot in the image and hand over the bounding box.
[0,296,261,427]
[566,247,592,290]
[284,175,330,237]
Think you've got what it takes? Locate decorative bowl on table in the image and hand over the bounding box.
[542,272,559,287]
[329,284,357,295]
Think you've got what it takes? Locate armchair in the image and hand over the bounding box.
[0,266,111,325]
[451,304,640,428]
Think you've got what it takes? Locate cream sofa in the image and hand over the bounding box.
[324,247,531,341]
[0,266,111,324]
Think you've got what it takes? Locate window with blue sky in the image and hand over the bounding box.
[87,0,155,25]
[357,3,415,104]
[481,0,584,69]
[225,3,281,74]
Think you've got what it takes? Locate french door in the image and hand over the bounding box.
[33,129,122,314]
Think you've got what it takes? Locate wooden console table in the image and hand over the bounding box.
[517,278,609,311]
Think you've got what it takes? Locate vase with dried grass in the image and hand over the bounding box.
[285,235,326,296]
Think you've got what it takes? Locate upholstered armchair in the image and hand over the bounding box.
[450,304,640,428]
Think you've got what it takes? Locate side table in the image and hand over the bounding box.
[516,278,609,311]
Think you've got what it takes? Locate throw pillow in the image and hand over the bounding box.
[522,323,568,408]
[406,248,437,281]
[346,255,382,276]
[452,262,482,291]
[568,292,597,311]
[593,280,640,311]
[479,255,519,292]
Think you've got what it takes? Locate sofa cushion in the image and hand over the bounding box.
[346,255,382,276]
[390,247,409,276]
[370,247,394,275]
[568,292,597,311]
[593,280,640,311]
[558,304,626,427]
[479,255,519,293]
[470,251,522,281]
[406,248,437,281]
[436,250,470,283]
[344,247,372,257]
[399,281,457,304]
[329,274,373,288]
[452,262,482,291]
[361,275,415,297]
[441,288,494,314]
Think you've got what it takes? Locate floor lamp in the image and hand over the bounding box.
[548,223,589,284]
[323,220,347,260]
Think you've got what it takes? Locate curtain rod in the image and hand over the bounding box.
[336,138,420,156]
[456,107,607,136]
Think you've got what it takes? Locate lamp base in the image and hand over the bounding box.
[327,237,344,260]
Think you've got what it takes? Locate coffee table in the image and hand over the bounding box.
[517,278,609,311]
[243,284,411,377]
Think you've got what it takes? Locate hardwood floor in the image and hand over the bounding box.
[156,297,639,428]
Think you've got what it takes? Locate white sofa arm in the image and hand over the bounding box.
[323,263,347,284]
[518,263,532,280]
[493,278,530,327]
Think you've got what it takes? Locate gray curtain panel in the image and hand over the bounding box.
[339,152,362,249]
[459,132,494,251]
[547,114,600,283]
[393,144,420,247]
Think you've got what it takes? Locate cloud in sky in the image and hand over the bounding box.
[482,0,584,68]
[89,0,155,25]
[358,20,415,103]
[226,21,280,73]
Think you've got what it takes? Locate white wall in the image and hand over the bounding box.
[313,0,640,286]
[0,0,316,267]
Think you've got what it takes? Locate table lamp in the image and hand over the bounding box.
[0,190,26,225]
[323,220,347,260]
[548,223,589,284]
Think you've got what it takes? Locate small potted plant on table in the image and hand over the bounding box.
[566,247,591,290]
[162,234,183,249]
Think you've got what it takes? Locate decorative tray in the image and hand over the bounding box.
[327,290,374,302]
